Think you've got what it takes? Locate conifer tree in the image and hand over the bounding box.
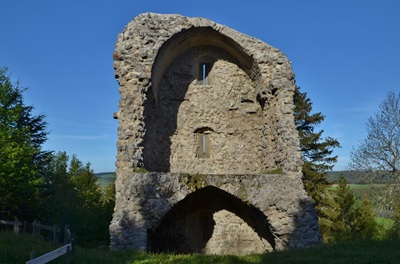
[332,175,356,241]
[352,195,377,240]
[0,67,49,220]
[294,86,340,206]
[293,86,341,242]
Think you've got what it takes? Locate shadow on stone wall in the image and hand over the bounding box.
[261,197,322,260]
[143,55,210,172]
[148,186,275,254]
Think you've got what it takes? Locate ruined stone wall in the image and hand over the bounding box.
[109,173,321,254]
[111,13,321,255]
[205,210,274,255]
[110,173,321,254]
[144,46,265,174]
[113,13,301,175]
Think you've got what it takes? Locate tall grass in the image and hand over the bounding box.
[0,231,60,263]
[1,231,400,263]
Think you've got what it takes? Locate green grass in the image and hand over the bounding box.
[96,172,116,188]
[0,231,61,263]
[2,231,400,263]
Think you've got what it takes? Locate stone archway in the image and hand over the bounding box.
[149,186,275,255]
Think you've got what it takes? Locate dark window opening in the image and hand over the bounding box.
[197,133,210,158]
[199,63,211,85]
[195,127,213,158]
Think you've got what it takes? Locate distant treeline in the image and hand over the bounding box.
[327,171,399,184]
[96,171,398,185]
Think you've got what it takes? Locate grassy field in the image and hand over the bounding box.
[96,172,116,188]
[2,231,400,264]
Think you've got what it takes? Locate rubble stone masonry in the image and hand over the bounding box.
[110,13,321,255]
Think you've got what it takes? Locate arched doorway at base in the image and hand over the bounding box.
[148,186,275,255]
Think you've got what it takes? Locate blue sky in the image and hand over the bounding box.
[1,1,400,172]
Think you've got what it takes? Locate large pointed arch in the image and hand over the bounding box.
[151,27,262,103]
[148,186,275,254]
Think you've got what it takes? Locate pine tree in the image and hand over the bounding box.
[317,189,341,243]
[293,86,342,243]
[0,67,49,220]
[293,86,340,207]
[332,175,356,241]
[352,195,377,240]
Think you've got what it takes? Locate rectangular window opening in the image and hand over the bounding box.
[202,134,207,158]
[197,133,210,158]
[199,63,210,86]
[202,64,207,85]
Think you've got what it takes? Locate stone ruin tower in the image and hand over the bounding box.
[110,13,321,255]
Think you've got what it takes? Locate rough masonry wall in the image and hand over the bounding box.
[144,46,265,174]
[113,13,301,175]
[111,13,322,254]
[110,173,321,254]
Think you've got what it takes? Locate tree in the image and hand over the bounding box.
[0,67,49,220]
[331,175,355,241]
[349,91,400,178]
[390,206,400,238]
[294,86,342,243]
[352,195,377,240]
[293,86,341,206]
[331,176,377,242]
[45,152,113,246]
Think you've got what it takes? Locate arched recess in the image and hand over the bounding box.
[143,28,265,173]
[151,27,262,103]
[148,186,275,254]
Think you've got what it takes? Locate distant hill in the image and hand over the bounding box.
[96,171,395,186]
[327,171,398,184]
[96,172,116,188]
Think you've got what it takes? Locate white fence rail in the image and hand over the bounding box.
[32,220,60,243]
[26,243,72,264]
[1,218,74,263]
[0,217,24,233]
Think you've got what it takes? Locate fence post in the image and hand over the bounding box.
[64,225,70,244]
[32,220,37,237]
[53,224,59,243]
[30,250,35,260]
[13,217,20,234]
[65,244,72,264]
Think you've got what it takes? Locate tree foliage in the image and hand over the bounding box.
[352,196,377,240]
[45,152,114,246]
[350,91,400,177]
[294,86,380,243]
[0,67,114,246]
[320,176,377,242]
[332,176,356,240]
[293,86,340,206]
[0,67,49,220]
